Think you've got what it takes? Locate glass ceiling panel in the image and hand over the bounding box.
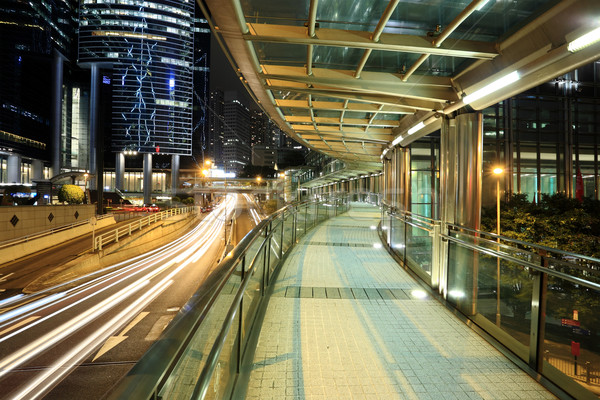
[254,42,306,67]
[271,90,307,101]
[415,54,471,77]
[364,50,421,74]
[313,45,364,71]
[241,0,307,26]
[316,0,389,32]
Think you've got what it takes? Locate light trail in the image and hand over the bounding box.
[0,194,239,397]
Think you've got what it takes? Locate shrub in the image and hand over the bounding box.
[58,184,84,204]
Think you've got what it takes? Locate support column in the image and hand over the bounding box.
[143,153,153,205]
[89,64,99,187]
[51,50,64,177]
[7,154,22,183]
[171,154,180,196]
[115,152,125,191]
[440,113,483,313]
[32,159,44,180]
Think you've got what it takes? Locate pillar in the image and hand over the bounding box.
[171,154,180,196]
[115,152,125,191]
[51,50,63,177]
[439,113,483,313]
[7,154,21,183]
[143,153,152,205]
[32,159,44,180]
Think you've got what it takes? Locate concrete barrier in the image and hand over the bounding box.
[24,213,204,292]
[0,216,116,265]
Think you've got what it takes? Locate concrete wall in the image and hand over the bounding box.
[0,205,96,242]
[0,216,115,265]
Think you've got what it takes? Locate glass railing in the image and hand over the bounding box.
[107,196,349,400]
[382,201,600,399]
[383,203,437,286]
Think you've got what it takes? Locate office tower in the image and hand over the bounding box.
[0,0,78,183]
[207,89,224,164]
[78,0,194,155]
[191,13,210,167]
[223,96,251,175]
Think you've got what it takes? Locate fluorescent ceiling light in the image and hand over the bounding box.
[391,135,402,146]
[568,27,600,53]
[476,0,490,11]
[463,71,520,104]
[407,121,425,135]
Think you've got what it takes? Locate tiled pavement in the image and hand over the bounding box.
[244,203,557,400]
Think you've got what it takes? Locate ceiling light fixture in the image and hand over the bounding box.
[568,27,600,53]
[463,71,520,104]
[407,121,425,135]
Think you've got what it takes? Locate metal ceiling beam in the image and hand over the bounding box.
[263,67,456,102]
[269,86,441,111]
[274,99,414,114]
[245,23,499,59]
[285,115,398,127]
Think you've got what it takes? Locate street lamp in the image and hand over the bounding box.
[493,167,503,326]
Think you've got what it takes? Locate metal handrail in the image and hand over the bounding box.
[107,196,347,400]
[442,232,600,292]
[0,213,114,250]
[446,222,600,265]
[94,207,194,251]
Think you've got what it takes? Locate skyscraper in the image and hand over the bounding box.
[223,97,250,175]
[78,0,195,156]
[0,0,78,183]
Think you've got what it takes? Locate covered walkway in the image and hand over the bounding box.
[244,203,556,399]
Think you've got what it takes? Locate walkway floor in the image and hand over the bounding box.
[245,203,556,400]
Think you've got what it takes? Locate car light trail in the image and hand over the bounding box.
[0,195,239,398]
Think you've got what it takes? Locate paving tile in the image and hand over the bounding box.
[243,203,557,400]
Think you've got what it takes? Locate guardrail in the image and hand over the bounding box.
[0,214,114,250]
[107,196,349,400]
[382,203,600,399]
[94,206,196,251]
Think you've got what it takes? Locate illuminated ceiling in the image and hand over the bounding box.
[200,0,600,174]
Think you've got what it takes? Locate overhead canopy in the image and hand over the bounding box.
[200,0,600,175]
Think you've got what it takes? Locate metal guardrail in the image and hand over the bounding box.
[94,206,195,251]
[381,202,600,399]
[0,213,114,250]
[107,196,349,400]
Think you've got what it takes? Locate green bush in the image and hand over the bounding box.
[58,184,84,204]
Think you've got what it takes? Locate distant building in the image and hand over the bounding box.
[78,0,195,156]
[252,145,277,167]
[191,13,211,168]
[207,90,224,164]
[0,0,79,182]
[222,96,251,174]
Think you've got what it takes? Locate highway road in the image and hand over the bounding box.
[0,193,265,399]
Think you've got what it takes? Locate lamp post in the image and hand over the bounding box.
[493,167,503,326]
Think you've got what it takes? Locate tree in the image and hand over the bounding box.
[58,184,84,204]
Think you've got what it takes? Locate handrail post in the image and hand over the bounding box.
[529,251,548,371]
[279,214,284,260]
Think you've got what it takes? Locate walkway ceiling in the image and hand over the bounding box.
[200,0,600,175]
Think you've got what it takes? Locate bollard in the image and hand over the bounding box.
[586,361,591,384]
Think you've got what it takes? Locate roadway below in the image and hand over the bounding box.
[0,193,265,399]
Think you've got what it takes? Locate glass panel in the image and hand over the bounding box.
[158,263,242,399]
[390,215,405,261]
[242,244,265,353]
[282,211,294,253]
[268,221,283,282]
[405,222,432,276]
[543,275,600,397]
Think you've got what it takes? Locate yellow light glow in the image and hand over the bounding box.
[202,169,209,177]
[493,167,503,175]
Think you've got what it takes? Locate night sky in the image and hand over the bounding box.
[209,35,256,109]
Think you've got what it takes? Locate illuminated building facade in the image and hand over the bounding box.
[78,0,194,156]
